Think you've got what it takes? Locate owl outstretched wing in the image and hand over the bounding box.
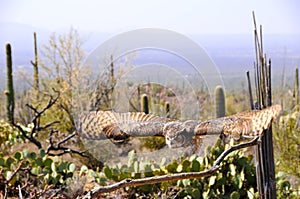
[77,105,281,146]
[77,111,174,142]
[194,105,281,140]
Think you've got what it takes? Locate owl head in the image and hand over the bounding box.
[163,122,194,148]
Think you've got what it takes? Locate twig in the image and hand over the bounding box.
[57,131,76,147]
[213,137,259,167]
[6,161,24,183]
[37,121,60,131]
[45,131,89,157]
[13,123,42,149]
[12,93,60,149]
[28,93,59,135]
[4,161,24,199]
[83,137,259,198]
[18,185,23,199]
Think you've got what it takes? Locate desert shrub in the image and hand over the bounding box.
[0,150,75,198]
[276,171,300,199]
[0,120,28,153]
[274,110,299,177]
[95,139,258,198]
[90,138,298,198]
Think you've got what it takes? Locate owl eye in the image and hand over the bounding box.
[174,135,185,145]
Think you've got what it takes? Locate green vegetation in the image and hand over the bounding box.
[97,140,258,198]
[0,29,299,198]
[0,120,26,152]
[0,149,75,197]
[274,109,300,178]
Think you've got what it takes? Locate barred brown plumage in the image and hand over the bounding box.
[76,105,281,148]
[194,104,282,139]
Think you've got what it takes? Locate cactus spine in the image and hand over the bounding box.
[5,43,15,123]
[214,85,225,118]
[31,32,39,100]
[141,94,149,114]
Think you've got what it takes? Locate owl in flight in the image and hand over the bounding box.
[77,105,281,148]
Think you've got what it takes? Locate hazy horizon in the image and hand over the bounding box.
[1,1,299,91]
[0,23,299,92]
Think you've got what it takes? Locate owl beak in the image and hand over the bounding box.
[166,137,185,148]
[165,139,172,148]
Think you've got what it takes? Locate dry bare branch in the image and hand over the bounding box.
[45,131,89,157]
[12,93,60,149]
[4,161,24,199]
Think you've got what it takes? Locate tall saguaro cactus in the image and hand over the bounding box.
[5,43,15,123]
[110,55,115,85]
[295,68,299,109]
[108,55,115,99]
[165,101,170,118]
[31,32,39,100]
[141,94,149,114]
[214,85,226,118]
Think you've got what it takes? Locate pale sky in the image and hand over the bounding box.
[1,0,299,34]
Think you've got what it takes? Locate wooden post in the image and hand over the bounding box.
[251,12,276,198]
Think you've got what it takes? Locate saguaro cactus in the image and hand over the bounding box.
[5,43,15,123]
[214,85,225,118]
[110,55,115,84]
[165,101,170,118]
[295,68,299,108]
[141,94,149,114]
[31,32,39,100]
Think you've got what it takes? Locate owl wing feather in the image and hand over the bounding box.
[116,112,174,136]
[77,105,281,143]
[77,111,128,141]
[77,111,175,141]
[194,105,281,139]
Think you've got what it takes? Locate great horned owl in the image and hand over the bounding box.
[77,105,281,148]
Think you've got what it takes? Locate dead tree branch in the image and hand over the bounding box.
[4,161,24,199]
[12,89,88,158]
[12,93,60,149]
[45,130,89,157]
